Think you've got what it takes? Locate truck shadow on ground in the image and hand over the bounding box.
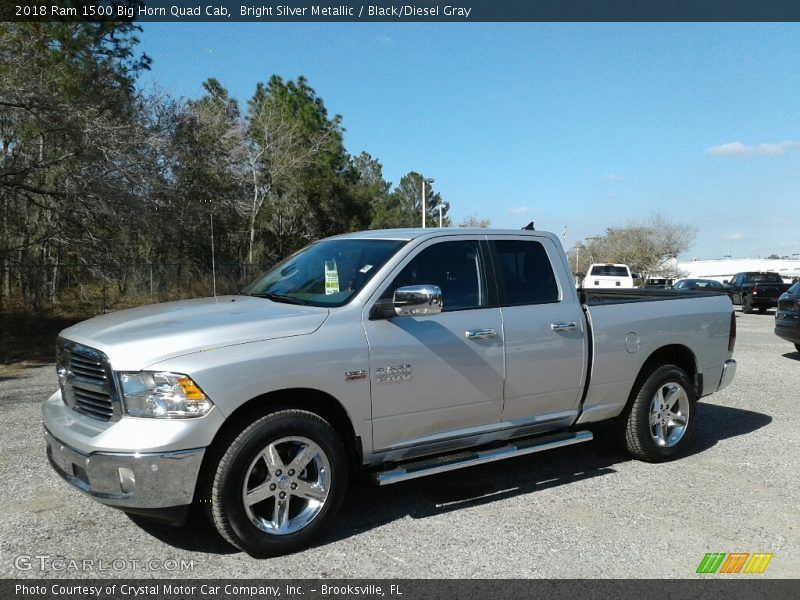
[130,402,771,555]
[781,351,800,362]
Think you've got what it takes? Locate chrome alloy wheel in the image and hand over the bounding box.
[242,436,331,535]
[648,382,690,447]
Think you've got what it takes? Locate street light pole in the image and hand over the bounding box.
[421,177,434,228]
[585,236,601,264]
[438,202,449,228]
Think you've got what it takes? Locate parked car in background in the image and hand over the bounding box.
[723,272,791,314]
[775,281,800,353]
[644,278,675,289]
[583,263,635,288]
[672,279,727,293]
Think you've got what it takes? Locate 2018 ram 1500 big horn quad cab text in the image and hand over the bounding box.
[43,229,737,556]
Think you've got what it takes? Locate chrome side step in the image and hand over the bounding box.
[373,430,593,486]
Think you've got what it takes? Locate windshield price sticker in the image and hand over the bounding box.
[325,260,340,295]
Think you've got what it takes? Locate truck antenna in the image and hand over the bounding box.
[522,221,535,230]
[211,213,217,299]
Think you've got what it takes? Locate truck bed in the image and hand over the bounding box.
[574,288,734,426]
[579,288,730,305]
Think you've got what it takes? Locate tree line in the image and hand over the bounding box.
[567,214,697,281]
[1,22,696,315]
[0,22,460,314]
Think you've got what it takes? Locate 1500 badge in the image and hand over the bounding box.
[375,365,412,383]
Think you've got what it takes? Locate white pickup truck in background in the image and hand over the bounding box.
[583,263,636,288]
[43,228,737,556]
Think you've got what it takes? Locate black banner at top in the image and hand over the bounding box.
[3,0,800,23]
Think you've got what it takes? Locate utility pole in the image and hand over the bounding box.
[421,177,434,228]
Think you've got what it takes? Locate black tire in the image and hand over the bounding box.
[621,364,697,462]
[742,298,753,314]
[204,409,349,557]
[795,343,800,353]
[757,306,767,314]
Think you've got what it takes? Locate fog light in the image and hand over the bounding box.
[118,467,136,494]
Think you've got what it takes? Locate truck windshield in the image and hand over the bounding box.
[242,238,406,307]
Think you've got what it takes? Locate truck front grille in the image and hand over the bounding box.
[56,339,119,421]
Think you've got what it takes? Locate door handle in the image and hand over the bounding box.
[465,328,497,340]
[550,321,577,332]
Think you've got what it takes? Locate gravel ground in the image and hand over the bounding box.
[1,310,798,579]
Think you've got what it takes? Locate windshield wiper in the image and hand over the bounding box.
[246,291,310,305]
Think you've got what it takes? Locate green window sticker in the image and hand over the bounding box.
[324,259,340,295]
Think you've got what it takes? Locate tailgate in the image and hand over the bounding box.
[754,285,782,299]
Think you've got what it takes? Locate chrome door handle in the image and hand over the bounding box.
[550,321,577,332]
[465,328,497,340]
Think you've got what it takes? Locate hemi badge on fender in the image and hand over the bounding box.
[345,370,368,382]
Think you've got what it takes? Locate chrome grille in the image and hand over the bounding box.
[56,339,119,421]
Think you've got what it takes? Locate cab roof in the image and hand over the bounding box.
[329,228,555,241]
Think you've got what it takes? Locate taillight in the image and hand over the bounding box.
[751,286,758,295]
[728,311,736,352]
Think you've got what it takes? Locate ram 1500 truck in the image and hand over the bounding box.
[43,228,737,556]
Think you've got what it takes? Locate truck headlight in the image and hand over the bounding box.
[118,372,213,418]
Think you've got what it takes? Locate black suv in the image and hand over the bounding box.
[775,281,800,352]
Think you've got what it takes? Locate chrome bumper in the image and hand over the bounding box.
[717,359,737,392]
[44,428,204,508]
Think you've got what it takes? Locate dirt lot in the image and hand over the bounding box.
[0,310,798,578]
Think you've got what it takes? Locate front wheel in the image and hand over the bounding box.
[621,364,697,462]
[205,409,349,556]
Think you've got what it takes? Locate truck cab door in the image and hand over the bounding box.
[728,274,739,303]
[488,236,588,429]
[362,237,504,455]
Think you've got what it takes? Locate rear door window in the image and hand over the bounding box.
[490,240,560,306]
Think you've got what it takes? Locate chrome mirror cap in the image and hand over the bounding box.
[393,285,443,316]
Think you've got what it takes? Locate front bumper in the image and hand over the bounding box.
[716,359,737,393]
[774,320,800,345]
[44,428,204,508]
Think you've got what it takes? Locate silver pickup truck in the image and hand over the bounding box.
[43,228,737,556]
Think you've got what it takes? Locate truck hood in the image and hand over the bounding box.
[59,295,329,371]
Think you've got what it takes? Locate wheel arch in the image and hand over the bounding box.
[197,388,362,499]
[626,344,701,410]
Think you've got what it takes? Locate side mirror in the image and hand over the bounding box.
[393,285,443,316]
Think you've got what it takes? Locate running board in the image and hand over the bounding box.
[373,430,593,486]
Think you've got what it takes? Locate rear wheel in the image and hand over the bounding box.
[205,409,349,557]
[795,343,800,353]
[621,364,696,462]
[757,305,767,314]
